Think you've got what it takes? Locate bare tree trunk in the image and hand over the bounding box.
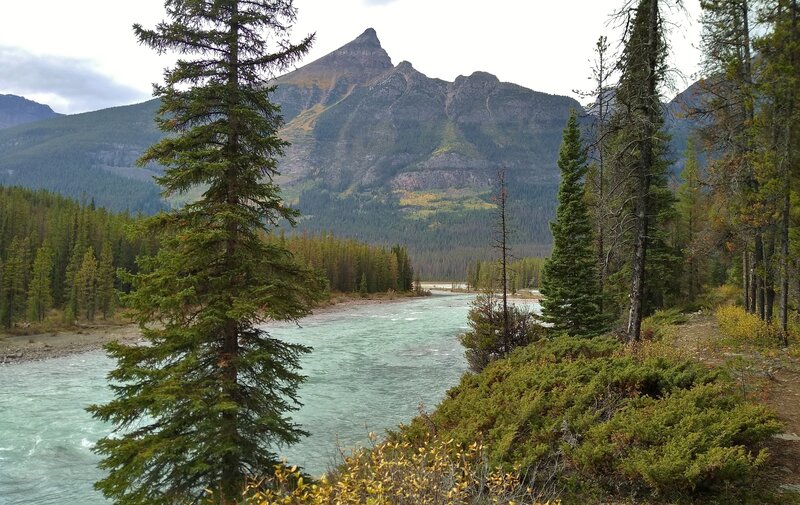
[493,170,511,354]
[764,233,775,323]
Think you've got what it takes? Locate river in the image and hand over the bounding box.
[0,293,498,504]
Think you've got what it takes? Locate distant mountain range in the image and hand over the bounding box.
[0,29,698,278]
[0,94,60,129]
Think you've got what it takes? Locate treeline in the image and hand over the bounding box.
[0,185,157,328]
[465,257,545,292]
[685,0,800,338]
[270,233,415,293]
[294,186,555,280]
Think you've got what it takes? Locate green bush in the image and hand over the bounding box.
[459,293,547,372]
[400,336,781,502]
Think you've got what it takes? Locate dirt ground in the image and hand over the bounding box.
[0,323,143,364]
[671,313,800,497]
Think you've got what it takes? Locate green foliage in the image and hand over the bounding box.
[0,100,166,214]
[88,2,321,504]
[268,233,414,293]
[295,186,556,280]
[641,307,687,340]
[26,245,53,322]
[458,293,546,372]
[540,112,606,337]
[467,256,545,292]
[0,236,30,327]
[400,337,781,502]
[0,185,153,328]
[75,247,98,322]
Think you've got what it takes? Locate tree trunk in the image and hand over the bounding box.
[743,247,750,311]
[764,233,775,323]
[755,233,765,319]
[626,0,659,343]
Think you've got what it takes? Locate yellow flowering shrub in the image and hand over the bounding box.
[716,305,777,344]
[244,436,559,505]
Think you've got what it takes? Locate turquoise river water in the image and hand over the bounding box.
[0,293,520,504]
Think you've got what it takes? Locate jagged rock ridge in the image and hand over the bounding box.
[273,28,581,194]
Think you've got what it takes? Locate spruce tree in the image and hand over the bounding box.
[97,241,115,319]
[88,2,319,504]
[0,237,30,328]
[611,0,672,341]
[541,112,606,337]
[76,247,98,322]
[26,245,53,323]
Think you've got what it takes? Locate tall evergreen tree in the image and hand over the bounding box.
[612,0,671,341]
[97,241,115,319]
[76,247,98,322]
[88,2,319,504]
[675,140,707,302]
[26,245,53,323]
[541,112,607,337]
[0,237,30,328]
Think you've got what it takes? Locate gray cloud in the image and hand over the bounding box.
[0,46,147,114]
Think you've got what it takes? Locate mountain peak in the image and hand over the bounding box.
[276,28,392,89]
[354,27,380,46]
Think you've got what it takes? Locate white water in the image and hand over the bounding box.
[0,293,500,504]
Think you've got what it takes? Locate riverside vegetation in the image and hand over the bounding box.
[0,185,419,338]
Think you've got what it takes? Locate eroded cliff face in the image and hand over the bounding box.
[272,28,580,194]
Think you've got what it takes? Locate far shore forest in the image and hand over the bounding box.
[2,0,800,505]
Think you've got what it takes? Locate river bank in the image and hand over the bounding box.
[0,292,437,365]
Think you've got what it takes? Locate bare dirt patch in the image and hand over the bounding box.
[0,323,143,364]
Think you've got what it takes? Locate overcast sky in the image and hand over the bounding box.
[0,0,704,114]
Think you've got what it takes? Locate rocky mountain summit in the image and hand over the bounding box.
[273,28,580,194]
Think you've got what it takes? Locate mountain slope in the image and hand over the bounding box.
[0,94,61,129]
[0,29,701,277]
[0,99,165,212]
[273,29,578,194]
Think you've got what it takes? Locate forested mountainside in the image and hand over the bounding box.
[0,28,698,278]
[0,99,165,213]
[0,94,60,129]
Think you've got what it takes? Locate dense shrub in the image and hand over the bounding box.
[715,305,800,348]
[241,437,560,504]
[400,337,781,502]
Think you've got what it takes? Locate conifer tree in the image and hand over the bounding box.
[97,241,115,319]
[676,140,707,302]
[1,237,30,328]
[88,2,319,504]
[541,112,607,337]
[26,245,53,322]
[611,0,672,341]
[76,247,98,322]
